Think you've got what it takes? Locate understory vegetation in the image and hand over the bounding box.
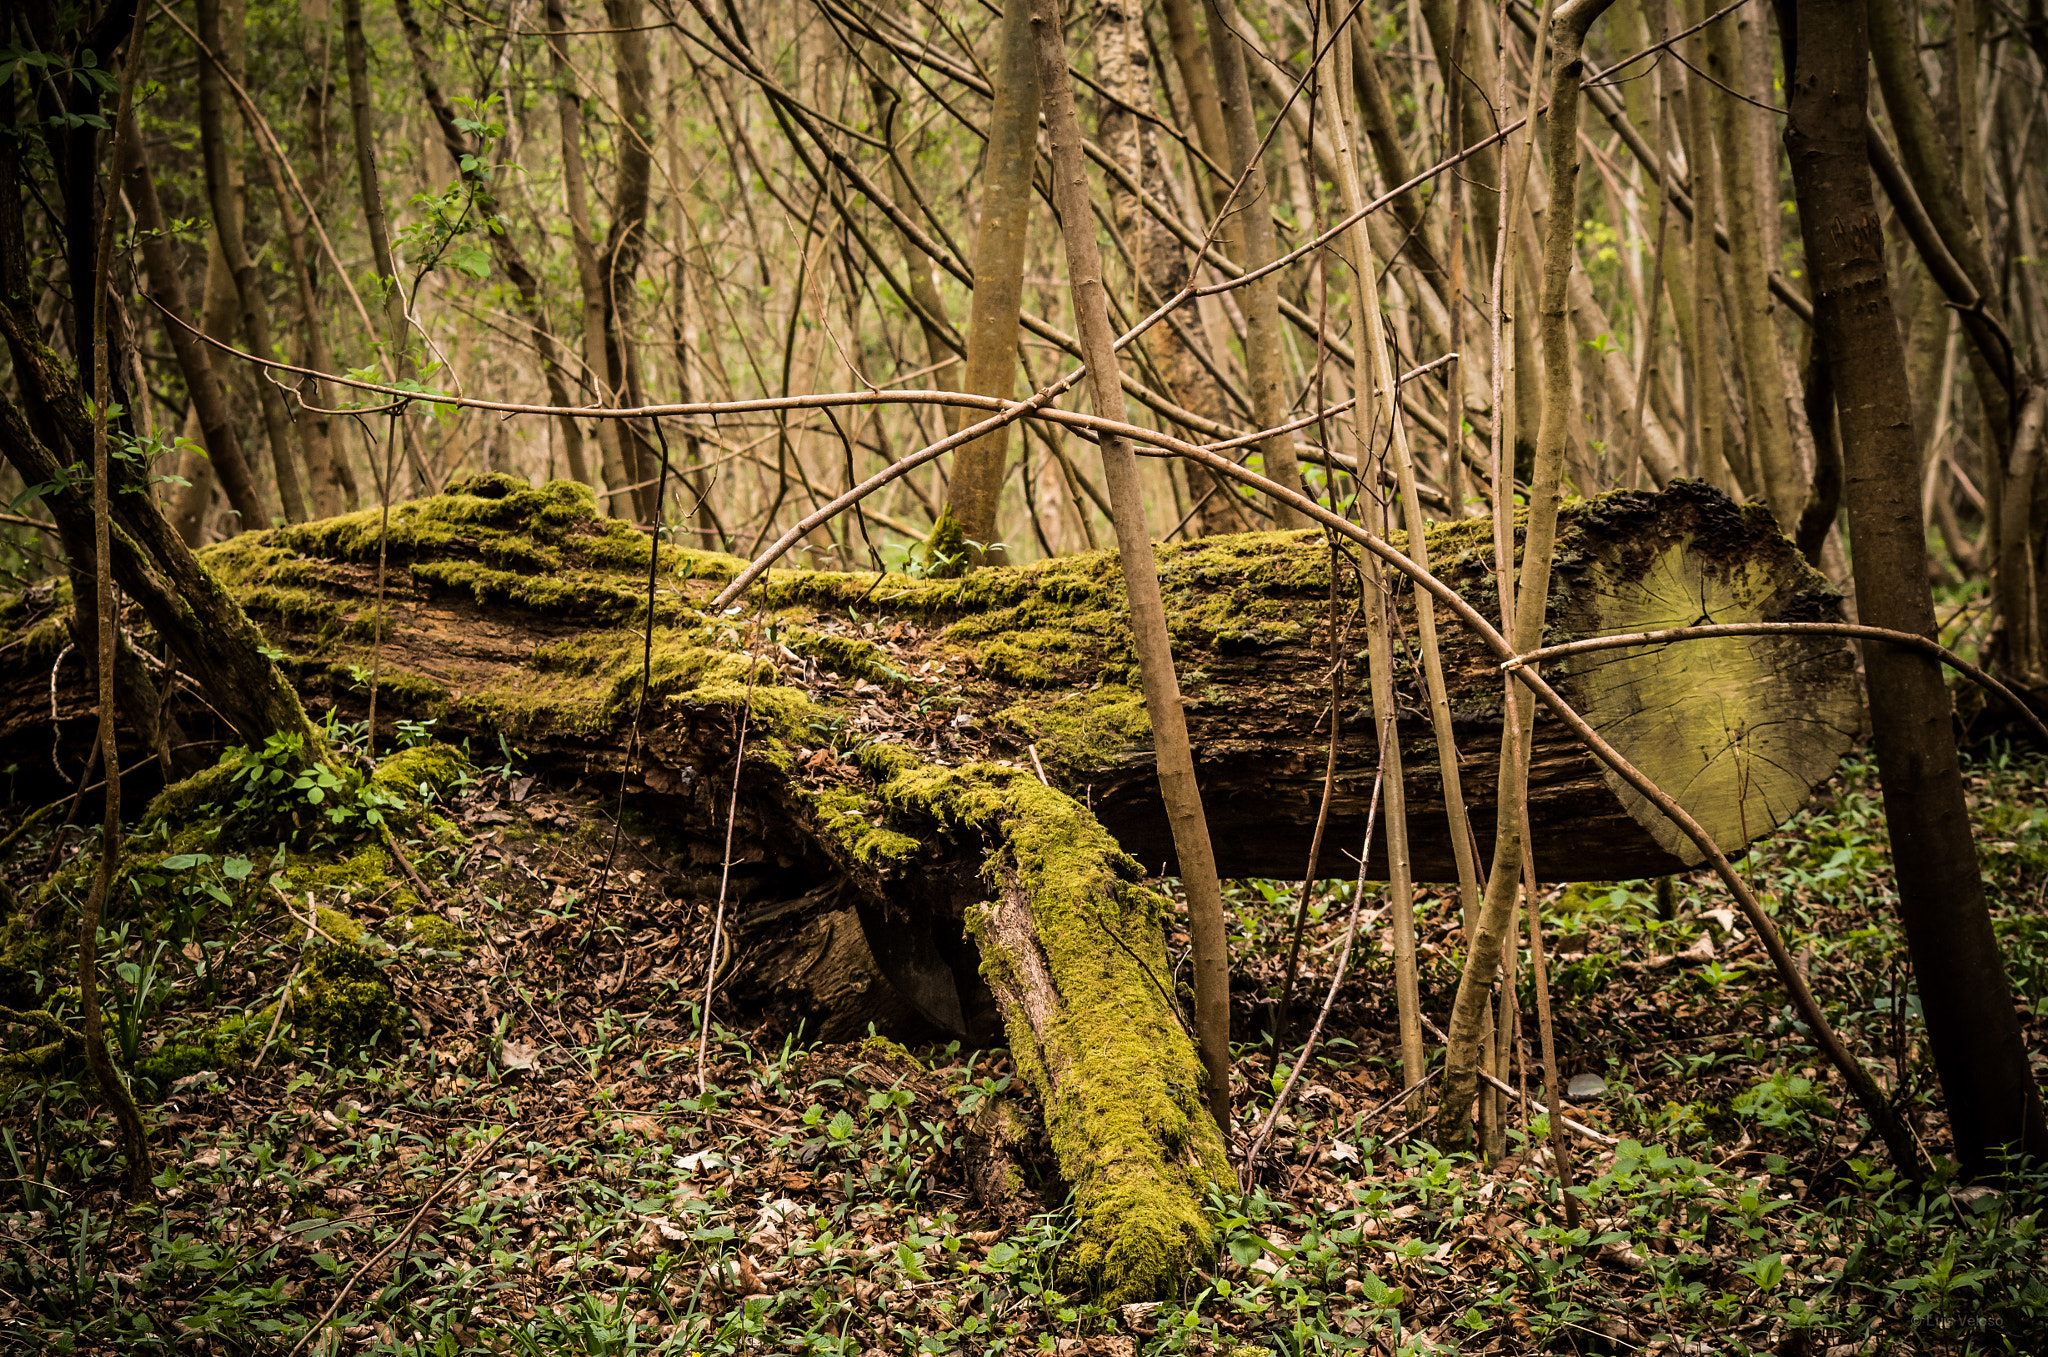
[1,725,2042,1355]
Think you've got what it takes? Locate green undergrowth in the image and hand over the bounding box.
[0,718,482,1102]
[0,742,2043,1353]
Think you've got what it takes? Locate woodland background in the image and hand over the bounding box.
[1,0,2047,1351]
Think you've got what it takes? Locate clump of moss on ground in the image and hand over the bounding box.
[292,938,401,1049]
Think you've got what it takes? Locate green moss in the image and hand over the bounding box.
[953,771,1227,1303]
[293,941,402,1048]
[919,506,970,578]
[133,1012,267,1094]
[389,913,465,952]
[855,1034,920,1068]
[283,845,417,912]
[995,685,1151,774]
[785,627,912,689]
[371,741,470,803]
[314,907,365,947]
[142,758,242,827]
[806,784,923,865]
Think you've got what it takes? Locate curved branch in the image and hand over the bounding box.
[1511,622,2047,745]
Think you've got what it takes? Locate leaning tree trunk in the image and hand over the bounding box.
[1,474,1861,1293]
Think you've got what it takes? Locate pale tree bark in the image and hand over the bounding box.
[1348,21,1449,295]
[1418,0,1503,276]
[1095,0,1248,537]
[546,0,634,513]
[1439,0,1619,1139]
[294,0,357,514]
[1159,0,1234,225]
[945,0,1041,559]
[196,0,308,523]
[1321,4,1426,1100]
[1785,0,2048,1175]
[1158,0,1258,453]
[1200,0,1306,527]
[1705,12,1803,528]
[1679,0,1729,493]
[1028,0,1237,1134]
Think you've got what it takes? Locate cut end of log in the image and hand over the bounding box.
[1550,483,1861,869]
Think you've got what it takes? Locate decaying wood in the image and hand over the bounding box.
[0,474,1861,1298]
[2,475,1861,1017]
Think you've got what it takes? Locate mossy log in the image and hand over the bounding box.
[0,474,1857,1300]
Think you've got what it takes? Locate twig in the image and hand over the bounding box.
[698,618,761,1096]
[253,892,321,1069]
[1507,622,2048,746]
[1243,769,1384,1180]
[282,1121,516,1357]
[379,826,440,911]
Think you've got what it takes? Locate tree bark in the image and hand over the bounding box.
[195,0,309,524]
[1029,0,1238,1139]
[545,0,630,510]
[1199,0,1306,527]
[1440,0,1620,1140]
[943,0,1040,560]
[1784,0,2048,1176]
[1094,0,1246,539]
[1679,0,1730,494]
[116,122,269,533]
[167,230,242,541]
[1706,10,1803,530]
[342,0,432,497]
[394,0,587,499]
[0,339,315,753]
[602,0,660,523]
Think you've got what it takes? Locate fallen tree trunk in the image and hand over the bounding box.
[0,473,1857,1299]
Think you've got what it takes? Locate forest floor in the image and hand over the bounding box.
[0,726,2044,1356]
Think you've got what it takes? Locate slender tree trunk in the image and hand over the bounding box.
[1349,23,1449,295]
[871,80,966,440]
[87,3,155,1202]
[602,0,659,522]
[1095,0,1245,539]
[1706,12,1803,530]
[196,0,308,523]
[1323,6,1427,1100]
[168,232,243,541]
[1029,0,1236,1134]
[342,0,431,496]
[946,0,1040,559]
[117,124,269,534]
[395,0,588,491]
[1200,0,1305,527]
[1679,0,1729,493]
[1784,0,2048,1176]
[1439,0,1619,1139]
[545,0,632,512]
